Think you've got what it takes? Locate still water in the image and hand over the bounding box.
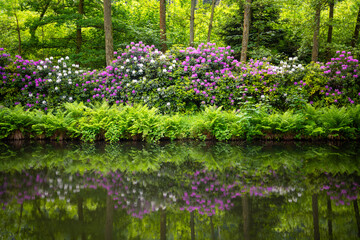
[0,141,359,240]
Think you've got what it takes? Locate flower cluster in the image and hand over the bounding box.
[1,44,360,112]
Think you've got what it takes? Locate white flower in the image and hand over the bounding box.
[58,59,62,63]
[157,88,161,91]
[133,57,137,61]
[163,69,167,73]
[126,59,130,63]
[261,95,265,99]
[65,56,69,60]
[62,96,66,99]
[55,87,59,91]
[167,102,170,106]
[126,69,130,72]
[172,60,176,63]
[121,66,124,69]
[150,59,155,64]
[159,55,166,60]
[132,80,138,83]
[143,77,146,80]
[42,100,47,104]
[48,79,52,82]
[29,93,33,97]
[132,70,136,74]
[44,65,47,69]
[50,57,53,60]
[139,69,143,73]
[75,71,78,74]
[169,66,173,70]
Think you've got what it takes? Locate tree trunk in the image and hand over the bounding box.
[190,211,195,240]
[207,0,216,43]
[354,200,360,238]
[326,0,334,61]
[242,195,250,240]
[160,208,167,240]
[311,2,321,62]
[78,197,86,240]
[76,0,84,54]
[105,194,114,240]
[240,0,251,62]
[14,12,22,55]
[190,0,196,47]
[327,196,333,240]
[351,6,360,47]
[312,194,320,240]
[160,0,167,52]
[210,215,215,240]
[17,203,23,235]
[104,0,114,66]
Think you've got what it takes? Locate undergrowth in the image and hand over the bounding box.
[1,102,360,142]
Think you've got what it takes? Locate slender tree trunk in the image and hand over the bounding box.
[160,208,167,240]
[17,203,23,235]
[78,197,86,240]
[14,12,22,55]
[207,0,216,42]
[190,0,196,47]
[76,0,84,54]
[104,0,114,66]
[326,0,334,61]
[327,196,333,240]
[354,200,360,238]
[190,211,195,240]
[351,6,360,47]
[312,194,320,240]
[240,0,251,62]
[311,2,321,62]
[160,0,167,52]
[210,215,215,240]
[105,195,114,240]
[242,195,250,240]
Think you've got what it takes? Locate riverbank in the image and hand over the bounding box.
[1,102,360,142]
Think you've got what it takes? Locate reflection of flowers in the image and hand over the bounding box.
[2,169,358,218]
[321,173,359,206]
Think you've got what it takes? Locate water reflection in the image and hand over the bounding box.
[0,141,359,239]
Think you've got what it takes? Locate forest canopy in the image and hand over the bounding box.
[1,0,360,68]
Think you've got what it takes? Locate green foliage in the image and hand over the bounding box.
[0,105,36,139]
[1,102,360,142]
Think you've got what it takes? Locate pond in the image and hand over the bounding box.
[0,141,359,240]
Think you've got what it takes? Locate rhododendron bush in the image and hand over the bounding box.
[1,44,360,113]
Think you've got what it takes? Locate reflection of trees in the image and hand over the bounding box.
[354,200,360,238]
[105,195,114,240]
[312,193,320,240]
[242,195,251,240]
[327,196,333,240]
[160,208,166,240]
[0,142,360,239]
